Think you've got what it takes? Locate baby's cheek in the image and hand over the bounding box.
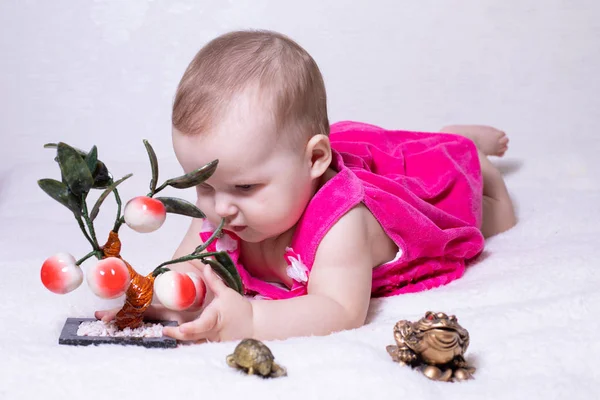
[249,197,283,227]
[290,182,314,213]
[195,197,214,216]
[272,195,304,227]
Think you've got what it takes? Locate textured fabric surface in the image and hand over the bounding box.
[1,1,599,399]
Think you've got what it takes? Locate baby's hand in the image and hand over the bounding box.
[162,265,253,343]
[94,304,198,325]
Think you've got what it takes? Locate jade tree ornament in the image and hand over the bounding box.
[38,140,244,331]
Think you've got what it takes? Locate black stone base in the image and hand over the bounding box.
[58,318,178,348]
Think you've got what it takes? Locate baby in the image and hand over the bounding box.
[96,30,516,342]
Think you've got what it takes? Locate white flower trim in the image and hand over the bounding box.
[200,219,238,253]
[285,247,308,284]
[216,233,238,253]
[200,218,217,233]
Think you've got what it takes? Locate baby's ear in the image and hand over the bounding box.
[305,134,332,179]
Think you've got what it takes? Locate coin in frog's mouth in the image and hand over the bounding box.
[426,327,459,332]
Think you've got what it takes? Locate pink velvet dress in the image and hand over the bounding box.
[199,121,485,300]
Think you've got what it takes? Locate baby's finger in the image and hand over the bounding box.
[94,307,120,323]
[142,305,189,324]
[203,264,229,297]
[163,306,219,341]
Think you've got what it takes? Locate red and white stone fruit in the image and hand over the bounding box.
[153,270,200,311]
[185,272,207,311]
[40,252,83,294]
[123,196,166,233]
[86,257,131,299]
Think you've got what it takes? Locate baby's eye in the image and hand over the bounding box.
[235,184,255,192]
[198,183,213,191]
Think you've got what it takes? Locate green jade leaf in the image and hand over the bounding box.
[160,159,218,190]
[84,145,112,189]
[143,139,159,195]
[45,142,112,189]
[85,146,98,175]
[90,160,112,189]
[56,142,94,197]
[213,252,243,293]
[37,179,82,216]
[90,173,133,221]
[201,257,244,295]
[155,197,205,218]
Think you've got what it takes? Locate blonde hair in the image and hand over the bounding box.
[172,30,329,146]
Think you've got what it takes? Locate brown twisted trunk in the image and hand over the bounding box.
[101,230,155,330]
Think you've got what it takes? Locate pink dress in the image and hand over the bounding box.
[199,121,485,300]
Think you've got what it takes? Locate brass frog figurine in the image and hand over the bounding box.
[226,338,287,378]
[386,311,475,382]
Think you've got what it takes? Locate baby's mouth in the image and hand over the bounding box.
[226,226,247,233]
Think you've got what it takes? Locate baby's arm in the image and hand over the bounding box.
[162,204,375,342]
[251,205,374,340]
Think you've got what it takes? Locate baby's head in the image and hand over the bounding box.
[171,30,332,243]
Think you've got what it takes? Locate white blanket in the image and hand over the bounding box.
[1,1,599,399]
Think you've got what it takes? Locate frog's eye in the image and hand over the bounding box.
[426,312,435,321]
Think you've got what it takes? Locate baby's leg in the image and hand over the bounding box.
[440,125,509,157]
[477,150,516,238]
[439,125,516,237]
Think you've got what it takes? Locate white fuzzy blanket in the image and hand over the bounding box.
[1,1,599,399]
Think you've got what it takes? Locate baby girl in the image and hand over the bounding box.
[96,30,516,342]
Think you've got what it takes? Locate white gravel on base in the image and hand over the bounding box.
[77,320,164,338]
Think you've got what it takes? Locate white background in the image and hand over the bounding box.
[1,1,599,399]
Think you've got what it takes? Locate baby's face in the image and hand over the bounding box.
[172,106,315,243]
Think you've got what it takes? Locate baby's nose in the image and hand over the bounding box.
[214,194,238,218]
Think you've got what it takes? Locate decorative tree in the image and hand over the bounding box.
[38,141,243,330]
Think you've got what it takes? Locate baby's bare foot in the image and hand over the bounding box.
[441,125,509,157]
